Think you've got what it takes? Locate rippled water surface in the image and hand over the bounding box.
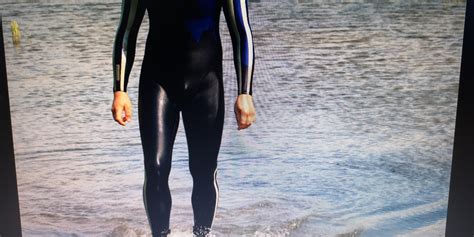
[1,0,466,236]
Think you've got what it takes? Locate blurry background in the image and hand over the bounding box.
[0,0,466,236]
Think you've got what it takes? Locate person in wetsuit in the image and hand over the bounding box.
[109,0,256,236]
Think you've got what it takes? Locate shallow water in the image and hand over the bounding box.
[1,0,465,236]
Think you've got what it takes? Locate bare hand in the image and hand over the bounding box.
[234,94,256,130]
[111,91,132,126]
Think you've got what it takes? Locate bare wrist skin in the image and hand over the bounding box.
[114,90,127,96]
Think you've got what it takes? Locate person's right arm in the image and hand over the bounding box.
[111,0,146,126]
[112,0,146,93]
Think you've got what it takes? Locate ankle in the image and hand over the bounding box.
[155,228,171,237]
[192,225,212,237]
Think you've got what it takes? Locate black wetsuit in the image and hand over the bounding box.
[112,0,254,236]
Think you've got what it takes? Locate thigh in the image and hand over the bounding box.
[181,70,225,165]
[138,76,180,168]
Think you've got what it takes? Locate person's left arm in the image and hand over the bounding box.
[222,0,256,130]
[222,0,255,96]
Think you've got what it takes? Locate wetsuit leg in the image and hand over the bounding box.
[181,69,225,235]
[138,75,180,236]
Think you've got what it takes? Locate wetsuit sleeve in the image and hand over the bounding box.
[222,0,255,96]
[112,0,146,93]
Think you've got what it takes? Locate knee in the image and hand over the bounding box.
[189,160,217,181]
[144,159,172,179]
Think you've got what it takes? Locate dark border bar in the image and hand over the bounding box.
[446,0,474,236]
[0,15,23,237]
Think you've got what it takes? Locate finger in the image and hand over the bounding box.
[235,110,242,125]
[114,107,126,126]
[237,114,245,130]
[240,114,248,126]
[243,118,252,128]
[250,114,256,123]
[238,114,251,129]
[245,113,255,128]
[238,123,251,130]
[245,120,252,127]
[124,105,132,123]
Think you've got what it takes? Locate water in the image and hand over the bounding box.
[1,0,465,236]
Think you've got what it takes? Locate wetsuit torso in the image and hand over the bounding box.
[111,0,255,236]
[112,0,254,96]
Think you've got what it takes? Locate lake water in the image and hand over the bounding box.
[1,0,466,236]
